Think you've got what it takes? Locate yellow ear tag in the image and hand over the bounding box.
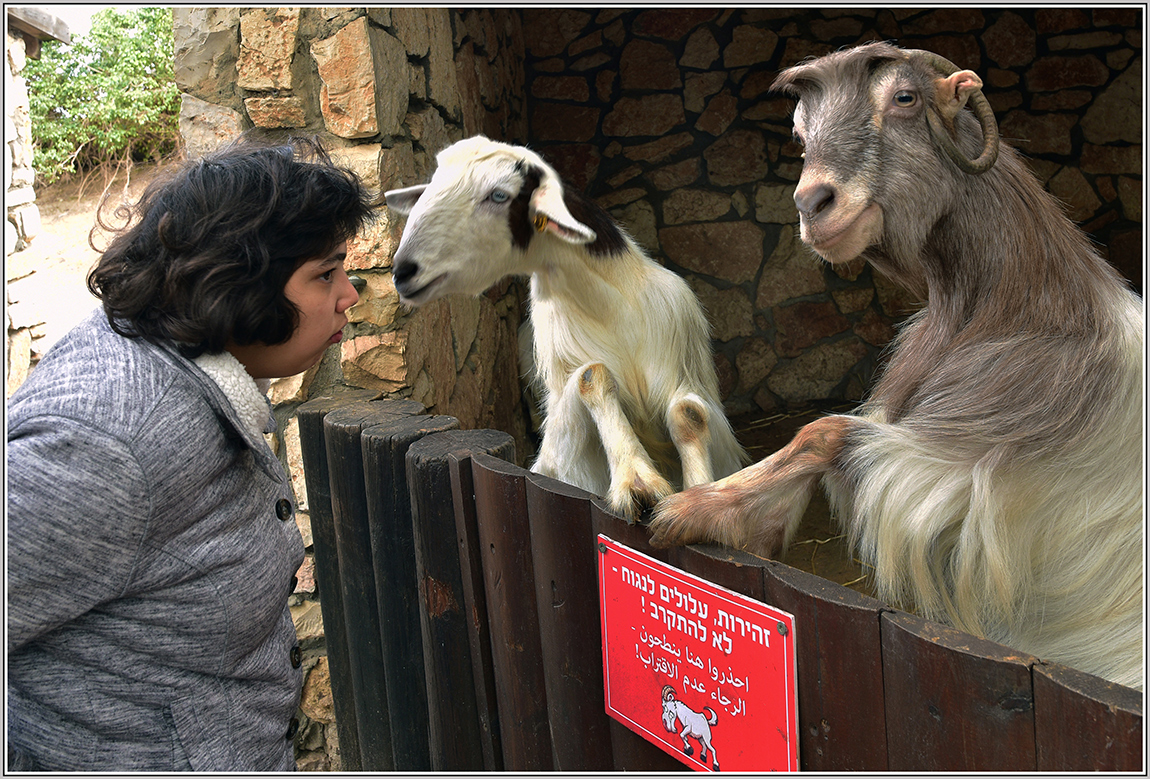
[533,213,549,233]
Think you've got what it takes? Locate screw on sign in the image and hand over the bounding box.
[597,535,799,772]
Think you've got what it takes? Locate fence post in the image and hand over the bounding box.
[525,473,615,771]
[1033,662,1143,771]
[448,450,506,770]
[358,413,461,770]
[405,430,516,770]
[589,502,688,773]
[295,390,391,772]
[469,452,554,771]
[765,560,889,771]
[881,610,1038,770]
[319,399,424,770]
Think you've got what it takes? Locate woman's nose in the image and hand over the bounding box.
[338,273,360,312]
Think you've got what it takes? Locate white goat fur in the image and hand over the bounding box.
[385,136,747,517]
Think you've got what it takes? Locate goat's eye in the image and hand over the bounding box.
[489,189,510,204]
[893,90,917,107]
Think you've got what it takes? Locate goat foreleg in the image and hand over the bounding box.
[667,392,714,489]
[649,414,857,558]
[576,362,674,519]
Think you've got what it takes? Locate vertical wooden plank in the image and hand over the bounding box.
[525,473,614,771]
[589,504,688,773]
[881,610,1038,771]
[448,451,507,771]
[765,561,888,771]
[470,452,554,770]
[670,543,769,602]
[1034,662,1143,771]
[322,401,421,770]
[405,429,515,771]
[295,390,381,772]
[359,413,459,771]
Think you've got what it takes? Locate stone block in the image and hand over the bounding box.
[522,9,592,58]
[659,221,763,283]
[392,7,430,57]
[179,94,244,159]
[1026,54,1110,91]
[340,331,408,392]
[663,189,731,225]
[981,11,1035,68]
[688,279,755,342]
[315,26,365,134]
[346,271,400,324]
[609,199,657,254]
[681,28,719,69]
[603,95,685,137]
[724,25,779,68]
[299,658,335,722]
[999,110,1077,155]
[531,103,600,142]
[632,9,718,40]
[705,130,769,186]
[532,75,590,102]
[774,300,850,357]
[766,338,869,405]
[697,91,737,136]
[173,7,241,97]
[735,338,779,395]
[754,183,798,224]
[1081,57,1141,144]
[427,9,461,117]
[650,159,700,190]
[621,132,693,163]
[755,227,826,308]
[620,40,681,91]
[684,72,726,113]
[237,8,299,90]
[245,96,306,128]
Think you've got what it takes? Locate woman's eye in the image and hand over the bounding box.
[893,90,917,107]
[489,190,510,204]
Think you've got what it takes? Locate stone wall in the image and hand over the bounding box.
[5,29,43,395]
[521,7,1142,414]
[172,7,529,770]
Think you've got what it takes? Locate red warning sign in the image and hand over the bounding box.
[598,535,798,772]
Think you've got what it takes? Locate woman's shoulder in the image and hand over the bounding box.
[7,311,211,440]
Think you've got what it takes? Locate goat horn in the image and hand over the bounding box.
[903,49,1000,175]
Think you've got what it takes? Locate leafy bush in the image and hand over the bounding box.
[23,7,181,186]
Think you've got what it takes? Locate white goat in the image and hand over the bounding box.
[385,136,747,518]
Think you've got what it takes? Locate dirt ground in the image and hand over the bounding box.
[7,162,171,363]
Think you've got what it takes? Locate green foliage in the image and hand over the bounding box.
[24,7,181,185]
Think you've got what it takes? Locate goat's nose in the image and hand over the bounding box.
[794,183,837,218]
[393,259,418,287]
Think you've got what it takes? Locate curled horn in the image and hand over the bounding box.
[904,49,1000,175]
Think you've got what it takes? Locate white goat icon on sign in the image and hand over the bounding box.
[661,685,719,770]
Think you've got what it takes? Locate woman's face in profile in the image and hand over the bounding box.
[228,242,358,379]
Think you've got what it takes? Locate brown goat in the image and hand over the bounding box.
[649,42,1143,690]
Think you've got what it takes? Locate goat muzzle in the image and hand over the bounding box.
[904,49,1000,175]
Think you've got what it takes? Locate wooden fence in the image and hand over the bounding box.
[296,395,1143,772]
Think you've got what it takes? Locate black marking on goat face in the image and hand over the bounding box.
[508,163,627,257]
[509,165,541,251]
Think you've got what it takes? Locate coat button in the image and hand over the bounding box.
[290,645,302,668]
[276,498,292,521]
[286,717,299,740]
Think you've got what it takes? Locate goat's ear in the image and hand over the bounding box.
[528,174,597,245]
[933,69,983,121]
[383,184,427,215]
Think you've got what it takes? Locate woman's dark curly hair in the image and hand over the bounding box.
[87,135,375,357]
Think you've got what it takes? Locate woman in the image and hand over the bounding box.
[7,137,373,771]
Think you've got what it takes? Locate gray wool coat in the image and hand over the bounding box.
[7,310,305,772]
